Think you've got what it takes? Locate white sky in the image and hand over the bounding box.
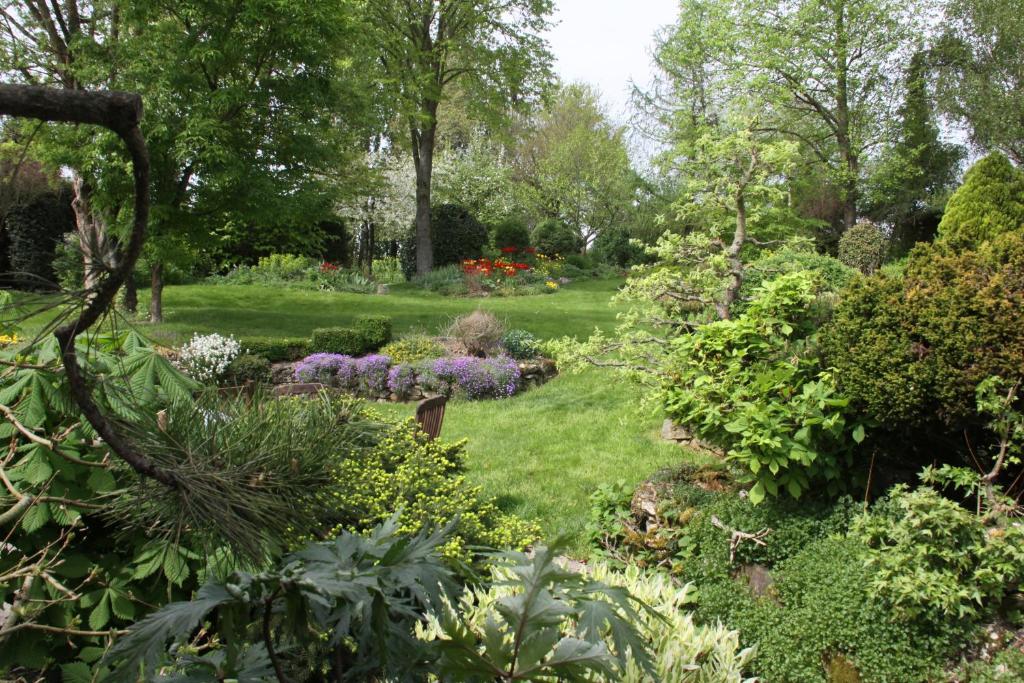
[545,0,680,124]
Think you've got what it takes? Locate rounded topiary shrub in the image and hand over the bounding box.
[742,247,857,305]
[532,218,580,257]
[937,152,1024,250]
[492,217,532,250]
[838,220,890,274]
[402,204,488,278]
[821,231,1024,432]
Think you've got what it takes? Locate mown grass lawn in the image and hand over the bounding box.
[137,278,627,345]
[30,278,703,554]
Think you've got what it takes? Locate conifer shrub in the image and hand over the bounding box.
[937,152,1024,249]
[821,232,1024,431]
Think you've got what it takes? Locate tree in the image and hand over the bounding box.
[0,0,376,320]
[367,0,553,275]
[644,0,917,233]
[516,84,637,252]
[935,0,1024,163]
[863,49,964,254]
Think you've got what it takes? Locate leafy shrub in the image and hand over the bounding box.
[838,220,890,274]
[326,417,538,558]
[177,332,242,383]
[593,226,642,267]
[107,519,464,680]
[851,484,1024,622]
[210,253,377,293]
[354,314,392,350]
[419,547,755,682]
[252,252,311,279]
[938,152,1024,249]
[51,232,85,290]
[532,217,580,256]
[739,246,857,313]
[380,335,446,364]
[446,309,505,356]
[492,216,532,249]
[240,336,309,362]
[821,232,1024,432]
[310,326,368,355]
[421,355,521,399]
[401,204,489,278]
[955,648,1024,683]
[224,353,272,385]
[502,329,540,359]
[411,263,468,295]
[2,188,75,289]
[663,272,867,502]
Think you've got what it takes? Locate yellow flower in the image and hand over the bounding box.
[545,281,559,290]
[0,334,19,346]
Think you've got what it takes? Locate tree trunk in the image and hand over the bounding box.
[717,193,747,321]
[70,176,115,292]
[411,103,438,276]
[149,262,163,323]
[834,3,857,231]
[122,276,137,313]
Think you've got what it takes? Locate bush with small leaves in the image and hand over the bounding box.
[937,152,1024,250]
[838,220,890,274]
[224,353,271,385]
[354,315,392,351]
[380,335,446,364]
[310,326,368,355]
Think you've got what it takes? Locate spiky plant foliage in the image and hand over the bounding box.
[111,390,386,562]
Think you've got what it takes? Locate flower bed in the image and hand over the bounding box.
[292,351,556,402]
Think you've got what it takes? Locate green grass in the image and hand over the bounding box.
[18,278,702,554]
[135,278,626,346]
[373,370,699,555]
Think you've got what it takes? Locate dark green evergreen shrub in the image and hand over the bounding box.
[2,188,75,289]
[491,217,532,250]
[532,218,580,256]
[401,204,488,277]
[501,329,540,359]
[593,227,640,267]
[821,232,1024,431]
[354,315,392,351]
[225,353,272,384]
[838,220,890,274]
[310,327,367,355]
[241,337,309,362]
[937,152,1024,249]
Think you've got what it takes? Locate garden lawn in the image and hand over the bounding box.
[374,369,704,556]
[25,278,704,554]
[136,278,627,345]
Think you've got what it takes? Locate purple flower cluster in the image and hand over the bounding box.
[424,355,520,399]
[293,352,521,400]
[293,353,356,384]
[355,354,391,394]
[388,363,418,395]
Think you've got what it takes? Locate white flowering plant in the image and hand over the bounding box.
[178,333,242,383]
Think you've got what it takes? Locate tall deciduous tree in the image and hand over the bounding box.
[516,83,637,252]
[0,0,375,320]
[367,0,553,275]
[934,0,1024,164]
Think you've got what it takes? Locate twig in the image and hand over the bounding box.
[0,403,109,468]
[710,515,771,564]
